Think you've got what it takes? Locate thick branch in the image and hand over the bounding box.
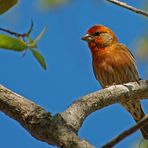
[0,80,147,147]
[101,115,148,148]
[107,0,148,17]
[61,80,148,132]
[0,85,94,148]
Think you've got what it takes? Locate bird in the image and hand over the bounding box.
[82,24,148,139]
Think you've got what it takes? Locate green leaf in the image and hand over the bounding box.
[33,27,47,46]
[30,48,47,70]
[0,34,27,51]
[0,0,17,14]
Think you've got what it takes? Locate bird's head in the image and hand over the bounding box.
[82,25,118,52]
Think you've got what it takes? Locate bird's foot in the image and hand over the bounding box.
[105,83,117,88]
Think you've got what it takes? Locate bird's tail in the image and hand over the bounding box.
[120,99,148,139]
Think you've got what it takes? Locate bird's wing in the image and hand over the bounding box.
[119,43,135,61]
[118,43,139,80]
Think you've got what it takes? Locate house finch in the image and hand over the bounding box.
[82,25,148,139]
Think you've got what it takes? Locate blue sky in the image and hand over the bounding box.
[0,0,148,148]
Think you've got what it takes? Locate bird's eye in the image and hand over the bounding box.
[93,32,101,36]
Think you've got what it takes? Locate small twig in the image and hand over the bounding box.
[27,21,34,36]
[0,27,22,37]
[0,21,33,38]
[101,115,148,148]
[107,0,148,17]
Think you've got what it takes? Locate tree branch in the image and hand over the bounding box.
[101,115,148,148]
[0,85,94,148]
[61,80,148,132]
[106,0,148,17]
[0,80,148,147]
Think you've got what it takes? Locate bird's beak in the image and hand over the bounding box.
[81,34,93,42]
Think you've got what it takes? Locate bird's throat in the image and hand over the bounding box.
[88,42,105,54]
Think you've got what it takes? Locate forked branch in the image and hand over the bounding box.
[0,80,148,147]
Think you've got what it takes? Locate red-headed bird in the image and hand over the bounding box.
[82,25,148,139]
